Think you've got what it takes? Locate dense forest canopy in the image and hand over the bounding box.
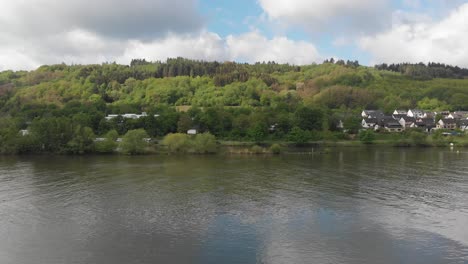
[0,58,467,153]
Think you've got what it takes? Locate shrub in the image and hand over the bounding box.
[359,129,375,144]
[95,130,118,153]
[162,133,190,153]
[251,145,264,154]
[409,131,429,146]
[119,129,149,155]
[288,126,310,145]
[191,132,217,154]
[269,143,282,154]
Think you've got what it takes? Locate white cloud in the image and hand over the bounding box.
[226,31,319,64]
[0,29,321,70]
[258,0,389,33]
[359,3,468,67]
[118,32,229,64]
[0,0,323,71]
[120,31,320,66]
[0,0,203,39]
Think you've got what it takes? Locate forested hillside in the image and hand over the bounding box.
[0,58,467,153]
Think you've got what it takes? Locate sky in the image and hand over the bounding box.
[1,0,468,71]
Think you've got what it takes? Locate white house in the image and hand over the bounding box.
[362,118,378,129]
[448,111,468,119]
[19,129,30,136]
[187,129,197,135]
[458,120,468,132]
[105,112,159,120]
[398,117,416,128]
[393,110,407,115]
[437,119,457,130]
[361,110,384,118]
[407,109,425,118]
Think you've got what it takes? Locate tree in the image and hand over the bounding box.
[294,106,323,131]
[177,113,193,133]
[119,129,149,155]
[66,126,95,154]
[409,130,428,146]
[248,123,268,143]
[95,130,118,153]
[288,126,310,145]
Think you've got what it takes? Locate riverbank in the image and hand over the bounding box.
[1,133,467,156]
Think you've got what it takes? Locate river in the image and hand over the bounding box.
[1,148,467,264]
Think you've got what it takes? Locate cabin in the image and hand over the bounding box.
[437,119,457,130]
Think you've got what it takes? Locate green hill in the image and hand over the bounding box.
[0,58,467,154]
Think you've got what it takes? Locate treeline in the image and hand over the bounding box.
[375,62,468,80]
[0,98,349,154]
[0,58,468,155]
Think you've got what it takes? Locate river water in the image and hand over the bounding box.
[0,148,467,264]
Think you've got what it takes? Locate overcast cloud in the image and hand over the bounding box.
[359,3,468,67]
[1,0,468,70]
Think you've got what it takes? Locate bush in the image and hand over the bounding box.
[191,132,217,154]
[409,131,429,146]
[95,130,118,154]
[288,126,310,145]
[251,145,264,154]
[119,129,149,155]
[162,133,190,153]
[269,143,282,154]
[359,129,375,144]
[66,126,95,154]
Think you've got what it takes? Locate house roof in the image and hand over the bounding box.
[384,121,403,128]
[416,118,435,125]
[440,118,457,124]
[394,110,407,114]
[458,120,468,126]
[363,118,378,124]
[392,114,406,120]
[400,116,416,122]
[363,110,384,118]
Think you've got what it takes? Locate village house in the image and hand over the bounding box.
[458,120,468,132]
[437,119,457,130]
[393,110,408,115]
[448,111,468,120]
[382,119,404,133]
[105,112,159,120]
[19,129,30,136]
[361,118,379,129]
[398,116,416,128]
[187,129,197,135]
[361,110,384,119]
[392,113,407,120]
[414,118,436,132]
[407,109,425,118]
